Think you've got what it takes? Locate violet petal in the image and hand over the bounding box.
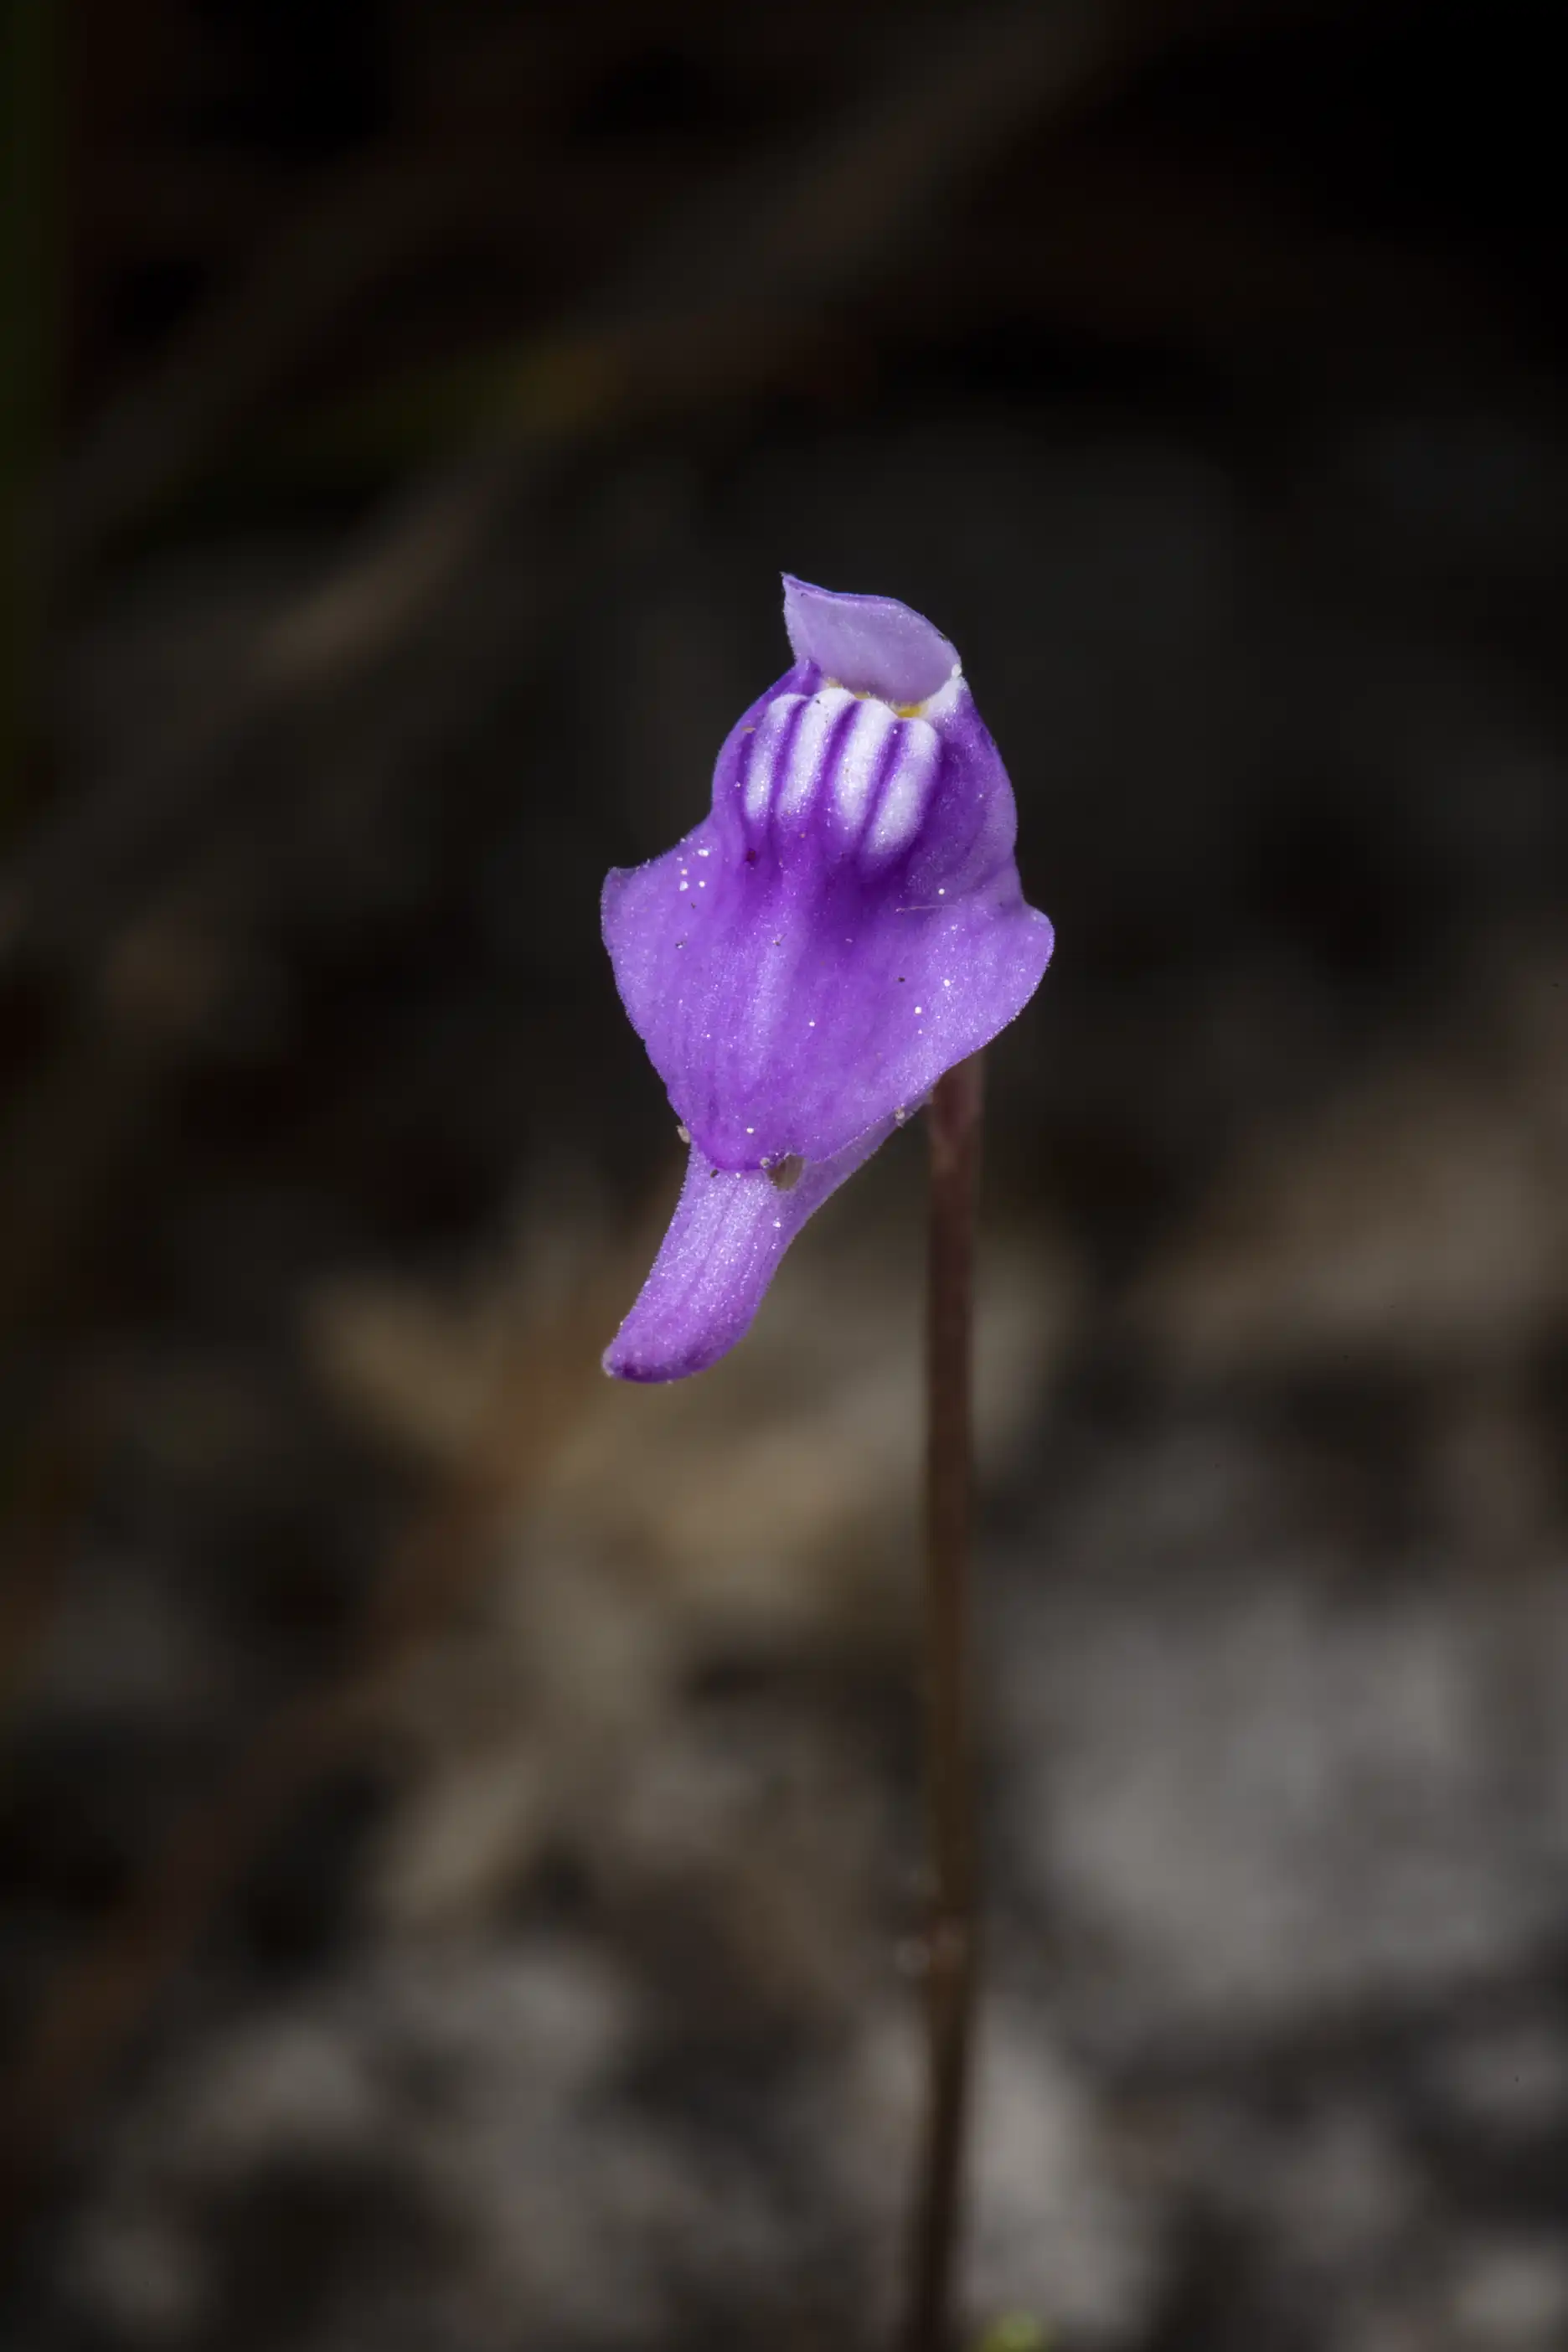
[601,576,1053,1380]
[603,1118,899,1382]
[781,573,957,707]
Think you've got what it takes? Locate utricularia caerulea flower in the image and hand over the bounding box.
[602,576,1053,1381]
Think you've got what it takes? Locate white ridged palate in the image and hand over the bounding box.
[830,697,898,828]
[867,718,939,855]
[775,686,857,819]
[742,692,805,822]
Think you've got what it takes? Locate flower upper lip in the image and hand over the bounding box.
[781,575,960,709]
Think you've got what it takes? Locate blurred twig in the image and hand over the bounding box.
[0,1249,627,2231]
[0,1393,84,1725]
[6,0,1149,964]
[0,0,70,1746]
[46,2,689,576]
[0,0,59,839]
[46,0,1128,582]
[48,152,485,585]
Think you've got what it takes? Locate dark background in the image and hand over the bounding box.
[3,3,1568,2346]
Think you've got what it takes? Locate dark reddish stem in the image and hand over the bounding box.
[902,1050,984,2352]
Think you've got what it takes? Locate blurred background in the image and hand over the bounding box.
[3,1,1567,2345]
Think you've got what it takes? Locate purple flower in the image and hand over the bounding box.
[602,576,1053,1381]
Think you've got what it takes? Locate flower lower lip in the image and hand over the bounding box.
[602,1119,898,1382]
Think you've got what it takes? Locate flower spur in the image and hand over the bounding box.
[602,575,1053,1380]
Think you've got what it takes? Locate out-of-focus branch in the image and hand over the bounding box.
[6,0,1153,964]
[49,1,677,580]
[0,1247,629,2231]
[0,0,59,839]
[48,155,472,585]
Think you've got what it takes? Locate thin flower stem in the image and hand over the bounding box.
[903,1050,984,2352]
